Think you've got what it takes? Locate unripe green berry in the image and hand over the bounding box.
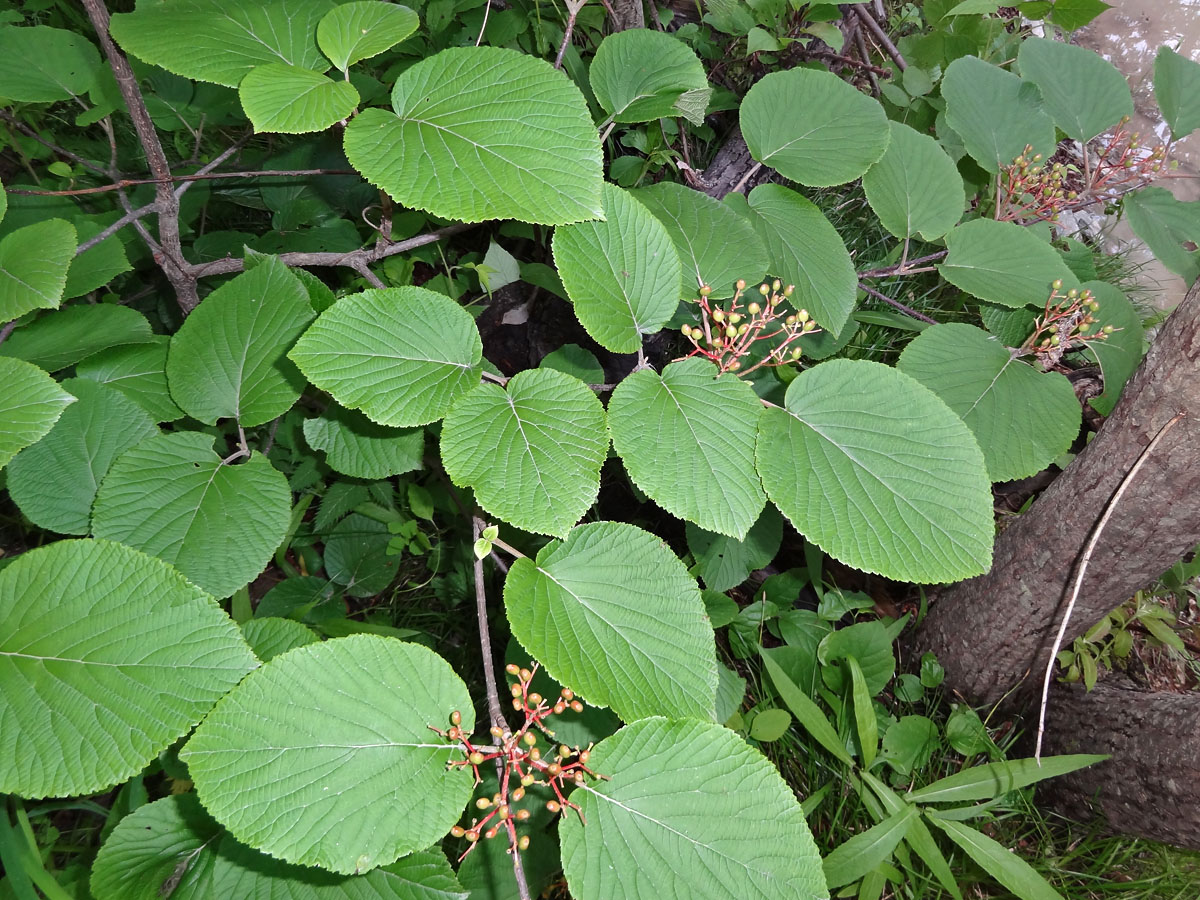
[748,302,761,314]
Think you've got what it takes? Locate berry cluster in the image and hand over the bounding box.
[1021,280,1115,368]
[430,663,604,862]
[680,279,820,376]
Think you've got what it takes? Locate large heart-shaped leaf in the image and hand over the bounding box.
[7,378,158,535]
[553,182,683,352]
[741,67,889,187]
[590,29,711,125]
[863,121,965,241]
[93,432,292,598]
[183,636,475,875]
[344,46,602,225]
[0,539,256,798]
[633,182,768,298]
[0,25,100,102]
[504,522,718,722]
[1,304,154,372]
[317,2,419,72]
[939,218,1077,308]
[290,287,483,428]
[745,184,857,335]
[0,219,76,321]
[942,55,1055,173]
[441,368,608,538]
[560,718,827,899]
[76,336,185,423]
[167,256,314,426]
[897,324,1080,482]
[109,0,333,88]
[756,359,993,583]
[609,357,765,539]
[303,404,424,479]
[1017,37,1132,142]
[240,64,360,134]
[92,794,466,900]
[1154,46,1200,140]
[0,356,75,470]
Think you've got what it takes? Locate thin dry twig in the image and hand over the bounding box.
[1034,412,1186,762]
[858,281,939,324]
[7,168,357,197]
[555,0,588,70]
[852,4,907,72]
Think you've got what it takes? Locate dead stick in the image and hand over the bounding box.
[852,4,906,72]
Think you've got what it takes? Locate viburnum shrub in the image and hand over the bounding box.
[0,1,1198,898]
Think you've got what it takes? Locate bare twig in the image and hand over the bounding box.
[81,0,199,312]
[0,108,110,178]
[0,320,16,347]
[1034,413,1186,762]
[805,47,892,78]
[858,281,939,325]
[857,251,947,278]
[75,201,158,255]
[555,0,588,70]
[852,4,907,72]
[7,168,357,197]
[852,23,881,97]
[471,517,508,732]
[175,132,254,199]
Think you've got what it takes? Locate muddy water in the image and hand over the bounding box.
[1075,1,1200,307]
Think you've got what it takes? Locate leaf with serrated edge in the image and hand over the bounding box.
[93,431,291,598]
[0,540,257,799]
[590,29,711,124]
[1,304,154,372]
[441,368,608,537]
[0,356,75,470]
[303,404,424,480]
[741,67,889,187]
[183,636,475,875]
[76,337,185,423]
[1018,38,1132,142]
[0,219,76,321]
[939,218,1077,308]
[7,379,158,535]
[863,122,965,241]
[897,323,1080,482]
[504,522,718,722]
[344,47,602,225]
[560,718,827,899]
[609,357,765,539]
[553,183,683,352]
[633,182,767,298]
[240,64,359,134]
[756,359,993,583]
[168,256,315,427]
[317,2,419,72]
[290,287,482,427]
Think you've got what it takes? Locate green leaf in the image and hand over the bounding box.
[317,2,419,72]
[290,287,483,427]
[0,539,256,798]
[1079,281,1144,415]
[76,337,186,423]
[819,620,896,695]
[539,344,604,384]
[756,359,993,583]
[323,513,401,598]
[609,358,765,539]
[93,431,291,598]
[240,64,359,134]
[762,652,854,767]
[503,522,718,722]
[344,47,602,225]
[863,121,965,241]
[168,257,314,427]
[633,182,769,297]
[1123,186,1200,283]
[92,795,465,900]
[6,379,158,535]
[590,29,710,125]
[847,657,878,768]
[441,368,608,538]
[183,636,474,875]
[1048,0,1112,32]
[0,219,77,321]
[909,755,1107,803]
[945,706,994,756]
[939,218,1077,308]
[560,718,827,900]
[1017,38,1132,141]
[1,304,154,372]
[65,221,132,299]
[110,0,333,88]
[749,708,792,742]
[1154,46,1200,140]
[0,357,75,471]
[741,67,889,187]
[0,25,99,102]
[553,183,683,352]
[822,805,916,889]
[240,618,319,663]
[942,55,1056,173]
[926,817,1065,900]
[686,506,783,593]
[744,184,857,334]
[897,323,1080,482]
[303,404,424,479]
[880,715,939,775]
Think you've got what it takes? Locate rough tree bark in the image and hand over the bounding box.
[914,278,1200,707]
[1039,677,1200,849]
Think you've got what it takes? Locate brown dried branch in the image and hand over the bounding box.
[852,4,907,72]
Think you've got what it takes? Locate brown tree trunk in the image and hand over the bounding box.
[610,0,644,31]
[913,279,1200,707]
[1038,677,1200,849]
